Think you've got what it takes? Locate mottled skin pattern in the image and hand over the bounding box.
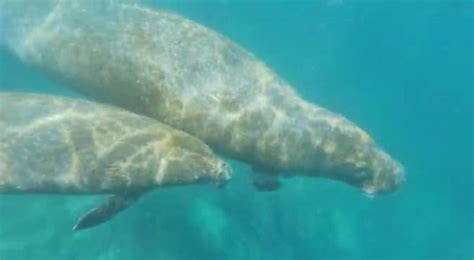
[0,93,231,194]
[7,3,404,195]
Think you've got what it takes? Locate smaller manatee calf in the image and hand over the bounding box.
[0,93,231,230]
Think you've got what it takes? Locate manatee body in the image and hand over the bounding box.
[3,2,404,195]
[0,93,231,229]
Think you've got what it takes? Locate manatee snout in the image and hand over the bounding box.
[390,166,406,191]
[360,150,405,196]
[214,161,232,188]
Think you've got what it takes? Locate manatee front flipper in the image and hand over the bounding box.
[73,192,142,231]
[252,167,281,191]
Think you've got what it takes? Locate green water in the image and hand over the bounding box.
[0,0,472,259]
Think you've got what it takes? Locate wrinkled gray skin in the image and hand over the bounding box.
[0,93,231,229]
[1,1,404,195]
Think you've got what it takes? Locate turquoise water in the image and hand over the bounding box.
[0,0,472,259]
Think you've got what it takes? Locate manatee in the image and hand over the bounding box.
[0,93,231,230]
[1,1,404,195]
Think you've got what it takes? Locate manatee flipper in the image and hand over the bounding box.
[73,192,142,231]
[252,167,281,191]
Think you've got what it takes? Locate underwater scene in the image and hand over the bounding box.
[0,0,472,259]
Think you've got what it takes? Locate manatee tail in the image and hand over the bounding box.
[73,192,142,231]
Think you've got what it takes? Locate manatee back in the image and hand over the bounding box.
[6,2,296,132]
